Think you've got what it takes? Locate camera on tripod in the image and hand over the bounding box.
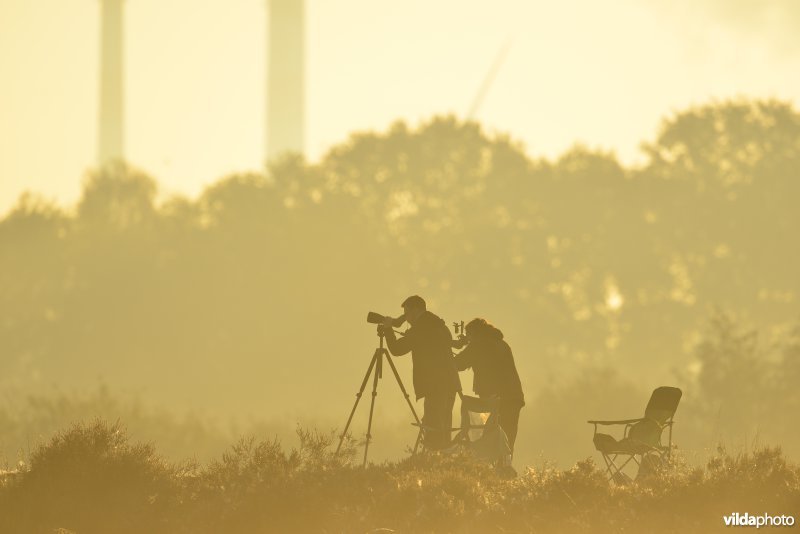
[338,312,425,465]
[452,320,468,349]
[367,312,405,328]
[452,320,465,336]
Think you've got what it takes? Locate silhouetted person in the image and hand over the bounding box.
[453,318,524,451]
[379,295,461,450]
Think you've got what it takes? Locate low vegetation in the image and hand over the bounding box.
[1,420,797,533]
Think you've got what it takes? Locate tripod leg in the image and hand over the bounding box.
[413,428,423,454]
[363,357,382,466]
[336,350,379,455]
[382,349,424,453]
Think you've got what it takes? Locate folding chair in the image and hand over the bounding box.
[588,386,682,483]
[451,394,511,464]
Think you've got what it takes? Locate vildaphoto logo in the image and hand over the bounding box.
[723,513,795,528]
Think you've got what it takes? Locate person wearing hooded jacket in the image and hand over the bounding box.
[453,318,525,451]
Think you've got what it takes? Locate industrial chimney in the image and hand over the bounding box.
[266,0,305,162]
[98,0,125,165]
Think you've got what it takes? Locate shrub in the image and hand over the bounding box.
[0,419,184,534]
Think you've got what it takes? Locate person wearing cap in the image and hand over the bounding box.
[453,318,525,452]
[379,295,461,450]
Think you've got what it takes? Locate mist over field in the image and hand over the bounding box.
[2,99,799,474]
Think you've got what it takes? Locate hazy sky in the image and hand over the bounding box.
[1,0,799,215]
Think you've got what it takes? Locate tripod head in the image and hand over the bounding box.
[452,320,465,336]
[451,320,468,350]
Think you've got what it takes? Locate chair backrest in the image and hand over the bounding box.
[461,395,499,415]
[644,386,682,424]
[459,395,499,438]
[457,395,510,461]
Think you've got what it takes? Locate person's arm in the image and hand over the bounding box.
[382,322,413,356]
[453,344,475,371]
[452,336,468,349]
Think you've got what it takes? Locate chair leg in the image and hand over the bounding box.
[636,452,664,481]
[668,423,673,461]
[616,454,636,474]
[600,453,615,480]
[602,454,633,484]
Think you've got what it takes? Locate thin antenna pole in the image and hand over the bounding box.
[466,38,513,121]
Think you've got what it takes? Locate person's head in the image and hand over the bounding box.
[401,295,426,325]
[465,318,503,341]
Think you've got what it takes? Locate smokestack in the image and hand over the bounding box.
[98,0,125,165]
[266,0,305,162]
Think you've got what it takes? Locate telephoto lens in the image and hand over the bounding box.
[366,312,406,327]
[366,312,387,324]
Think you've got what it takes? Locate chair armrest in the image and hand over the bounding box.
[587,418,645,425]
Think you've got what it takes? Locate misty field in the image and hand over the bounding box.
[0,420,798,533]
[2,98,799,531]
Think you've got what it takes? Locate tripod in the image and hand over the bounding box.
[336,331,423,466]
